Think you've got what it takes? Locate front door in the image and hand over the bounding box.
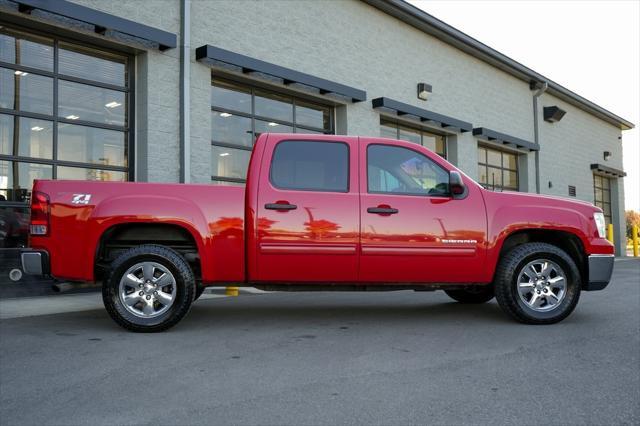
[255,134,359,282]
[359,138,487,283]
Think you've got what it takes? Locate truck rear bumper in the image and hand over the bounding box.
[585,254,614,291]
[21,250,50,276]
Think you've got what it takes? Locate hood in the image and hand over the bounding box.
[481,188,602,216]
[499,190,596,207]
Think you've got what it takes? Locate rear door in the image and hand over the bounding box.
[255,134,359,282]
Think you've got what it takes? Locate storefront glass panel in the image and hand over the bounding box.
[211,78,334,183]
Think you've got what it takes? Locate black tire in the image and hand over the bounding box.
[444,286,494,304]
[102,244,195,332]
[494,242,581,324]
[194,285,205,301]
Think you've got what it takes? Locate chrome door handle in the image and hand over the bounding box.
[265,203,297,211]
[367,207,399,214]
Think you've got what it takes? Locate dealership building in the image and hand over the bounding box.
[0,0,634,286]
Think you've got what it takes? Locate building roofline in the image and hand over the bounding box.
[362,0,635,130]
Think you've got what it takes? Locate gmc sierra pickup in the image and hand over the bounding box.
[21,133,615,332]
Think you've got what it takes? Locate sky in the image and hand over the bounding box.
[408,0,640,211]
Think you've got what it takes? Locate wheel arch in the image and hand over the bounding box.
[94,222,203,283]
[494,229,588,287]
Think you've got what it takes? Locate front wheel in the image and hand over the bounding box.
[494,242,581,324]
[102,244,196,332]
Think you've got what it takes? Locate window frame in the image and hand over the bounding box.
[366,143,451,198]
[477,144,519,191]
[379,118,447,159]
[211,77,335,184]
[268,139,350,193]
[0,21,134,204]
[593,174,613,225]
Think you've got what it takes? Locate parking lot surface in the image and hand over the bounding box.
[1,259,638,425]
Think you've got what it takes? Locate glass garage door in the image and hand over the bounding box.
[593,174,612,225]
[0,25,132,268]
[210,78,334,184]
[379,119,447,159]
[477,145,519,191]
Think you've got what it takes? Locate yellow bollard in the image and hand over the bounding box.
[633,225,639,257]
[606,223,614,244]
[225,286,239,296]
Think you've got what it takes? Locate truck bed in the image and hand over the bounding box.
[29,180,246,283]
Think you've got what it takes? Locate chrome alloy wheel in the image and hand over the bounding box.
[118,262,177,318]
[517,259,567,312]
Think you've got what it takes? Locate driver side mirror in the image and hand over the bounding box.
[449,171,467,199]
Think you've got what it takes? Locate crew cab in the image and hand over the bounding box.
[21,133,615,331]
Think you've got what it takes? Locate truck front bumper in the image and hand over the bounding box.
[584,254,614,291]
[21,250,50,276]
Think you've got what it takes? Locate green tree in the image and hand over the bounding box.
[626,210,640,239]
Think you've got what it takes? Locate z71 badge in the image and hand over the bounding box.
[71,194,92,205]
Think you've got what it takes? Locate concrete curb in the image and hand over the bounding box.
[0,287,267,320]
[0,292,105,320]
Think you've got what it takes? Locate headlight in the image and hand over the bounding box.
[593,212,606,238]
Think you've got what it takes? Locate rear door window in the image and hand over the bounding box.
[270,141,349,192]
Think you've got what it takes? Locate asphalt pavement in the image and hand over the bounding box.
[1,259,638,425]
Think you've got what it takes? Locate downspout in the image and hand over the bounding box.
[179,0,191,183]
[532,81,548,193]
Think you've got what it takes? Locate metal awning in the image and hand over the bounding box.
[371,97,472,132]
[12,0,177,50]
[196,45,367,103]
[591,163,626,178]
[472,127,538,151]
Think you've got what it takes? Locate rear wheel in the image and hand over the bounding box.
[102,244,195,332]
[444,286,494,304]
[494,242,581,324]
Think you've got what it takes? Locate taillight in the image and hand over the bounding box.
[30,191,50,236]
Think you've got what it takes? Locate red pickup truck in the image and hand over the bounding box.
[21,133,614,332]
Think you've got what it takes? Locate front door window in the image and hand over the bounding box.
[367,144,450,196]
